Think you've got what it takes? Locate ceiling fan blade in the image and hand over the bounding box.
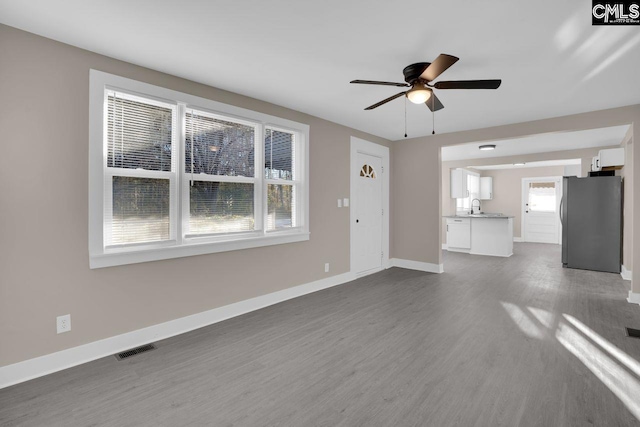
[434,79,502,89]
[419,54,459,81]
[425,92,444,112]
[364,91,407,110]
[351,80,410,87]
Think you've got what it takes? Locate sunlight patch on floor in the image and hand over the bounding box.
[500,302,544,339]
[527,306,555,329]
[500,300,640,421]
[556,319,640,421]
[563,314,640,378]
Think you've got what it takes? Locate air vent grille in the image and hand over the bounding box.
[626,327,640,339]
[115,343,157,360]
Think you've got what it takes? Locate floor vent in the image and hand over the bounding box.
[115,343,157,360]
[625,328,640,339]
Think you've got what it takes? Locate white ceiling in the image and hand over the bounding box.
[441,125,629,161]
[471,159,581,170]
[1,1,639,140]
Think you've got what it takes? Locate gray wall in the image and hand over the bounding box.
[0,24,392,367]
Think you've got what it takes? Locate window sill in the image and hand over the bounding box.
[90,231,310,269]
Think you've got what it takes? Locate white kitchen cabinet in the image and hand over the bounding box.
[470,217,513,257]
[599,147,625,167]
[450,169,468,198]
[467,173,480,196]
[480,177,493,200]
[446,217,471,250]
[592,147,625,171]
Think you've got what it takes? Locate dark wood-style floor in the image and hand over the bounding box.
[2,243,640,426]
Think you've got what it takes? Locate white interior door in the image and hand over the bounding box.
[354,153,383,274]
[522,177,561,244]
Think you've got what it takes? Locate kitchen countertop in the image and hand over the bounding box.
[443,214,515,219]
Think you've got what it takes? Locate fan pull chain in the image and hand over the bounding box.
[404,96,407,138]
[432,96,436,135]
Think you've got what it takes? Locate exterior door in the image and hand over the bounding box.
[354,153,383,274]
[523,178,561,244]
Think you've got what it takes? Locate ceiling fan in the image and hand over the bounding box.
[350,54,501,112]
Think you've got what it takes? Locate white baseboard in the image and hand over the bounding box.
[0,271,356,390]
[621,265,633,281]
[513,237,523,243]
[390,258,444,274]
[628,291,640,305]
[446,247,471,254]
[442,244,448,250]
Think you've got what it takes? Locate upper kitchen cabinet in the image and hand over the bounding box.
[480,177,493,200]
[591,147,625,171]
[451,168,480,198]
[451,169,468,198]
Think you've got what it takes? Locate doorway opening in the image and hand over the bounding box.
[439,124,630,273]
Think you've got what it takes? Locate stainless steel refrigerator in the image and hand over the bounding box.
[561,176,622,273]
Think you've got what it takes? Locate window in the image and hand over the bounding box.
[359,164,376,178]
[528,182,557,212]
[455,171,479,213]
[89,71,309,268]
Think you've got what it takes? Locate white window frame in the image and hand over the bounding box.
[89,70,309,268]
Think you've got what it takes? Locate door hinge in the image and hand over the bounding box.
[381,251,384,259]
[381,166,384,173]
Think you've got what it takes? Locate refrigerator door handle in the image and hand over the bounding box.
[559,197,564,222]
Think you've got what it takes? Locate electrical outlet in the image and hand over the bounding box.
[57,314,71,334]
[325,263,330,273]
[343,198,349,207]
[337,199,342,208]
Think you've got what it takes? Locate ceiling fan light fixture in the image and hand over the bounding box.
[479,144,496,151]
[406,83,431,104]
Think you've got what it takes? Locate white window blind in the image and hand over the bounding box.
[107,94,174,171]
[105,91,176,246]
[185,109,258,235]
[265,128,294,180]
[185,111,255,177]
[265,128,296,230]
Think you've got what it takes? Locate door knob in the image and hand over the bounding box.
[356,219,359,223]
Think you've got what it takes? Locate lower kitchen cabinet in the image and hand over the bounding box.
[446,218,471,250]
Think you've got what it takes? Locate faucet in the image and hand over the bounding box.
[471,198,481,214]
